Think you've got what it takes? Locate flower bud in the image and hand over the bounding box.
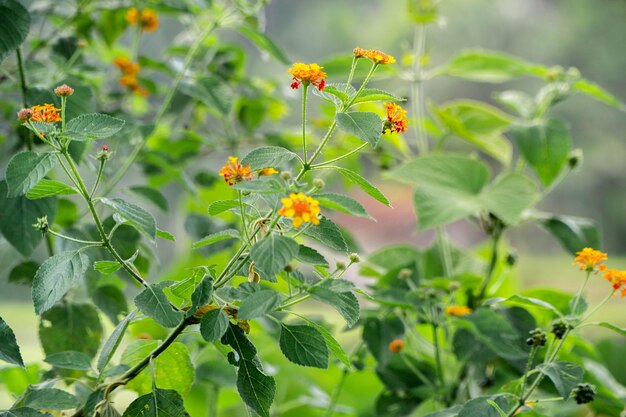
[568,148,583,169]
[280,171,292,180]
[398,268,412,280]
[526,328,547,347]
[572,383,596,404]
[33,216,49,233]
[336,261,346,270]
[388,338,404,353]
[54,84,74,97]
[97,144,111,161]
[313,178,325,189]
[349,253,361,263]
[546,66,564,82]
[17,108,32,121]
[506,252,518,266]
[551,319,572,339]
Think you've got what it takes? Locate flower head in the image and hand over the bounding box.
[54,84,74,97]
[17,108,32,121]
[445,305,472,317]
[278,193,321,228]
[29,104,61,123]
[384,102,408,134]
[114,57,148,96]
[219,156,254,186]
[126,8,159,32]
[389,338,404,353]
[573,247,607,272]
[114,57,140,76]
[601,268,626,296]
[353,47,396,65]
[288,63,326,91]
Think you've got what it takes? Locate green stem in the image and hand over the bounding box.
[61,96,67,133]
[344,56,357,94]
[477,227,503,303]
[581,289,616,322]
[411,25,428,154]
[48,229,102,245]
[571,270,591,317]
[90,159,106,199]
[237,191,250,243]
[45,234,55,257]
[277,294,311,310]
[312,143,367,168]
[295,122,337,181]
[436,226,453,278]
[343,62,378,110]
[16,47,32,151]
[323,369,349,417]
[432,322,446,394]
[208,384,219,417]
[519,347,537,396]
[302,85,309,164]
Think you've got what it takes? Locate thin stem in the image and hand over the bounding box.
[295,122,337,181]
[323,369,349,417]
[436,226,453,278]
[477,228,503,303]
[48,229,102,245]
[207,384,219,417]
[45,234,55,257]
[343,62,378,109]
[519,347,537,396]
[432,322,447,401]
[571,270,591,317]
[90,159,106,199]
[237,191,250,243]
[302,85,309,164]
[411,25,428,154]
[581,289,616,322]
[344,56,357,94]
[16,48,33,149]
[312,143,367,168]
[61,96,67,133]
[277,294,311,310]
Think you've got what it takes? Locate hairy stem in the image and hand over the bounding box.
[302,85,309,164]
[411,24,428,154]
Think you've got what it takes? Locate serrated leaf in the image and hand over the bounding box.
[32,250,90,315]
[0,408,52,417]
[97,309,137,373]
[333,167,391,206]
[237,359,276,417]
[127,186,169,212]
[6,152,58,197]
[308,280,360,327]
[335,111,382,147]
[279,324,328,368]
[238,290,282,320]
[100,198,156,242]
[288,312,350,368]
[23,388,79,410]
[200,309,229,342]
[156,229,175,241]
[303,216,348,253]
[208,200,240,216]
[312,84,349,107]
[134,282,183,328]
[121,388,186,417]
[0,315,24,367]
[237,25,289,65]
[242,146,297,171]
[493,295,563,318]
[0,0,30,63]
[457,395,513,417]
[94,260,122,275]
[39,303,102,359]
[187,275,213,317]
[26,179,77,199]
[192,229,240,249]
[44,351,92,370]
[315,193,372,219]
[537,361,584,399]
[221,323,257,360]
[249,234,299,281]
[296,244,328,267]
[65,113,125,141]
[351,88,405,104]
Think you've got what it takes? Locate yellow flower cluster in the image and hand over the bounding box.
[126,7,159,32]
[445,305,472,317]
[353,47,396,65]
[287,63,327,91]
[384,102,409,134]
[572,247,607,272]
[278,193,321,228]
[114,57,148,96]
[219,156,254,186]
[29,104,61,123]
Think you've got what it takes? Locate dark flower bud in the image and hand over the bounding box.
[526,328,547,347]
[551,319,573,339]
[572,383,596,404]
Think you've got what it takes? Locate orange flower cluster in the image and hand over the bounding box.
[114,57,148,96]
[601,268,626,296]
[388,338,404,353]
[29,104,61,123]
[278,193,321,228]
[126,7,159,32]
[384,103,408,134]
[288,63,326,91]
[219,157,254,186]
[445,305,472,317]
[573,247,607,272]
[353,47,396,65]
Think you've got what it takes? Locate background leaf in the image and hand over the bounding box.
[0,315,24,367]
[6,152,58,197]
[0,0,30,63]
[279,324,329,368]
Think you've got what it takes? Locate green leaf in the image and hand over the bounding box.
[6,152,58,197]
[0,0,30,63]
[481,173,538,226]
[296,245,328,267]
[32,250,90,315]
[457,395,513,417]
[208,200,240,216]
[537,361,584,398]
[351,88,405,105]
[335,112,382,147]
[121,341,194,396]
[192,229,240,250]
[279,324,328,369]
[121,388,186,417]
[312,84,349,107]
[493,295,563,318]
[242,146,297,171]
[94,260,122,275]
[573,79,625,110]
[93,285,129,324]
[100,198,156,242]
[236,359,276,417]
[315,193,372,219]
[180,76,233,116]
[0,315,24,367]
[231,179,283,194]
[493,90,535,118]
[237,25,289,65]
[238,290,282,320]
[249,234,299,281]
[302,216,348,253]
[221,323,257,360]
[22,388,79,410]
[8,261,39,286]
[0,408,52,417]
[200,309,229,342]
[97,309,138,373]
[362,316,404,365]
[535,213,601,254]
[511,119,571,185]
[590,322,626,337]
[44,351,92,370]
[127,186,169,212]
[26,180,77,199]
[308,280,360,327]
[65,113,125,141]
[333,167,391,206]
[439,49,547,83]
[39,303,103,359]
[134,282,183,328]
[287,312,350,369]
[156,229,175,241]
[187,275,213,317]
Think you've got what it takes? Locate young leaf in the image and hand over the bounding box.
[208,200,240,216]
[156,229,175,241]
[22,388,79,410]
[26,179,77,199]
[279,324,329,369]
[237,359,276,417]
[94,260,122,275]
[302,216,348,253]
[350,88,405,104]
[237,25,290,65]
[65,113,125,141]
[100,198,156,242]
[32,250,90,315]
[134,282,183,328]
[97,309,138,373]
[312,84,349,107]
[333,167,391,206]
[590,322,626,337]
[296,245,329,267]
[536,213,601,255]
[537,361,584,399]
[238,290,282,320]
[6,152,58,197]
[0,315,24,368]
[0,0,30,63]
[573,79,626,110]
[187,275,213,317]
[457,395,513,417]
[192,229,240,249]
[315,193,373,219]
[242,146,297,170]
[127,185,169,212]
[308,280,360,327]
[335,111,382,147]
[44,351,92,370]
[121,388,186,417]
[200,309,229,342]
[249,234,299,281]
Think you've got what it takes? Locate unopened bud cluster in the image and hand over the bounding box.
[33,216,49,233]
[526,328,547,347]
[97,145,111,161]
[572,383,596,404]
[54,84,74,97]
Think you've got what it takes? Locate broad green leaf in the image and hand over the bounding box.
[249,234,299,281]
[573,79,625,110]
[97,309,138,373]
[44,351,92,370]
[303,216,348,253]
[187,275,213,317]
[287,312,350,368]
[94,260,122,275]
[39,303,103,359]
[493,295,563,318]
[92,285,129,324]
[232,179,283,194]
[121,341,194,396]
[135,282,183,328]
[65,113,125,141]
[279,324,328,368]
[32,250,90,315]
[0,315,24,367]
[6,152,58,197]
[535,213,601,254]
[192,229,240,250]
[0,408,51,417]
[221,323,257,360]
[26,180,77,199]
[315,193,372,219]
[100,198,156,242]
[127,186,169,212]
[238,290,282,320]
[22,388,79,410]
[121,388,186,417]
[242,146,297,170]
[481,173,538,226]
[296,244,328,267]
[431,100,512,164]
[8,261,39,286]
[237,25,289,65]
[457,395,513,417]
[537,361,584,398]
[237,359,276,417]
[180,76,233,116]
[312,84,349,107]
[208,200,240,216]
[200,309,229,342]
[590,322,626,337]
[333,167,391,206]
[0,0,30,63]
[362,316,404,365]
[511,119,571,185]
[168,268,206,301]
[439,49,547,82]
[97,403,122,417]
[335,111,382,147]
[423,406,463,417]
[351,88,405,105]
[308,280,360,327]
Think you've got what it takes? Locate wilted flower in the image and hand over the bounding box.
[288,63,326,91]
[126,7,159,32]
[278,193,321,228]
[445,305,472,317]
[219,156,254,186]
[29,104,61,123]
[573,247,607,272]
[384,103,408,134]
[353,47,396,65]
[54,84,74,97]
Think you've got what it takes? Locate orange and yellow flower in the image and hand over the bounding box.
[126,7,159,32]
[114,57,147,96]
[288,63,326,91]
[389,338,404,353]
[353,47,396,65]
[602,268,626,296]
[445,305,472,317]
[258,167,279,176]
[384,102,408,134]
[573,247,607,272]
[29,104,61,123]
[219,156,254,186]
[278,193,321,228]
